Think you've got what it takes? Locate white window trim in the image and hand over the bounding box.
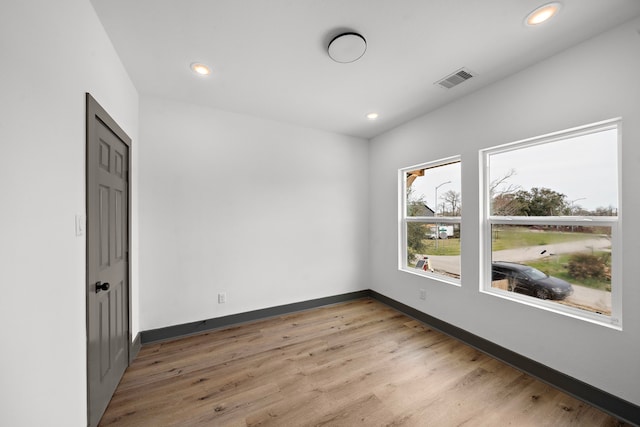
[399,156,462,286]
[479,118,622,329]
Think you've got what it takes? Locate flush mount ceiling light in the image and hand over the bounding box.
[525,2,561,26]
[366,112,379,120]
[328,32,367,63]
[190,62,211,76]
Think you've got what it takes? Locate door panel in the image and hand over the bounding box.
[99,298,110,378]
[99,185,110,267]
[87,94,131,427]
[115,189,123,260]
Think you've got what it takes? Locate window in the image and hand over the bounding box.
[399,157,461,285]
[482,119,621,327]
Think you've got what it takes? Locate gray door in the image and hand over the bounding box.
[86,94,131,427]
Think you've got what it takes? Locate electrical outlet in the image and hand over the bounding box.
[419,289,426,300]
[218,292,226,304]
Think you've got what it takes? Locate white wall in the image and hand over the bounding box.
[369,18,640,405]
[0,1,139,425]
[139,96,369,330]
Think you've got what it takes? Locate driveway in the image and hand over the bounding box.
[562,284,611,315]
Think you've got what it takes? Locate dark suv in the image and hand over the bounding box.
[491,261,573,300]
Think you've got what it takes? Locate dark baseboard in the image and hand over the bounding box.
[137,288,639,425]
[368,290,640,426]
[130,332,142,364]
[140,290,370,344]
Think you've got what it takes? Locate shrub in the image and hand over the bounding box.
[567,253,607,280]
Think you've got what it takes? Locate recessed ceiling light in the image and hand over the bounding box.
[525,2,561,26]
[328,33,367,63]
[366,112,379,120]
[190,62,211,76]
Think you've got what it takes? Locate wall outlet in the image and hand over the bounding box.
[218,292,226,304]
[419,289,426,300]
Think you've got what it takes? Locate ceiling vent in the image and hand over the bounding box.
[435,68,475,89]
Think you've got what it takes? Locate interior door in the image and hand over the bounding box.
[86,94,131,427]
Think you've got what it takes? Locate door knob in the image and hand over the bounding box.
[95,282,110,293]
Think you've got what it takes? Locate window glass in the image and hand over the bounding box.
[490,224,612,316]
[484,120,620,326]
[489,128,618,217]
[401,159,461,284]
[407,162,461,217]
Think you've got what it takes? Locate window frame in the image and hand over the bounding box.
[480,118,622,329]
[399,156,462,286]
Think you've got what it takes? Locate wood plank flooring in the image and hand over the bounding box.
[99,299,627,426]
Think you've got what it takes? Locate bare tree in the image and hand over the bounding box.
[490,168,520,196]
[490,168,522,215]
[492,193,525,216]
[441,190,461,216]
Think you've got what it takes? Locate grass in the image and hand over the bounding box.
[491,227,595,252]
[414,227,599,257]
[527,253,611,291]
[421,238,461,256]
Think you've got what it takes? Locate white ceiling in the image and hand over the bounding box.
[90,0,640,139]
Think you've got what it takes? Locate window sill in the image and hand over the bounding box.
[399,266,462,287]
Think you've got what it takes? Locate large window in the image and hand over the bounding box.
[482,119,621,327]
[399,157,461,285]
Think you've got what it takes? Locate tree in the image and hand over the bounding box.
[406,186,432,216]
[490,168,520,197]
[513,187,568,216]
[492,192,527,216]
[407,223,428,264]
[440,190,461,216]
[490,169,522,215]
[591,205,617,216]
[406,186,428,263]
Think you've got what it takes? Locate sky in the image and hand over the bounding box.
[489,127,618,211]
[410,161,461,212]
[409,127,618,212]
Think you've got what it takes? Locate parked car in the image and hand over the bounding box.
[491,261,573,300]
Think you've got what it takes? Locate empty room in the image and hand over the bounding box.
[1,0,640,426]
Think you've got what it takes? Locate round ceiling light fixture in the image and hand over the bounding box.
[525,2,562,26]
[190,62,211,76]
[328,32,367,63]
[366,112,379,120]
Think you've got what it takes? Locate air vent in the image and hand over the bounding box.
[435,68,475,89]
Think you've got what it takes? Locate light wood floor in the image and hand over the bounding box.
[100,298,627,426]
